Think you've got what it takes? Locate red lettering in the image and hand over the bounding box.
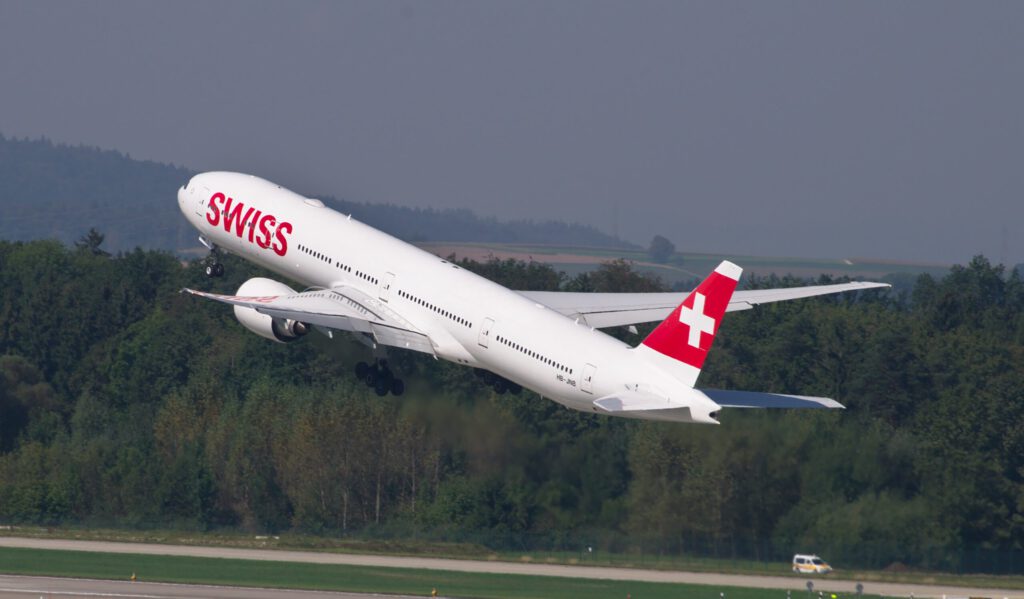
[222,197,239,233]
[236,206,255,238]
[247,209,262,243]
[256,214,276,249]
[206,192,224,226]
[210,192,290,256]
[222,198,254,238]
[273,221,292,257]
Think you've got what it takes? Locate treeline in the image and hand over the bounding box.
[0,134,632,253]
[1,238,1024,573]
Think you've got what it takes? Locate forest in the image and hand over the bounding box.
[1,236,1024,574]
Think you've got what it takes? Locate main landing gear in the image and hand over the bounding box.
[475,369,522,395]
[355,360,405,397]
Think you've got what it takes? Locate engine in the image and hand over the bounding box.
[233,278,310,343]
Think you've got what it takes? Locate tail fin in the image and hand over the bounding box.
[636,260,741,387]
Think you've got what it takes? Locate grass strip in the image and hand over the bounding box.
[0,547,880,599]
[5,527,1015,592]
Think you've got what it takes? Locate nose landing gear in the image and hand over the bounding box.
[200,236,224,278]
[204,262,225,278]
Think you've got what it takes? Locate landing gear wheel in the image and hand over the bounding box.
[362,359,404,395]
[213,263,224,277]
[493,379,507,395]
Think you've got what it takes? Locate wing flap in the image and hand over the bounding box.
[182,287,435,354]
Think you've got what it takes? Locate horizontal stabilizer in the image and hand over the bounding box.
[700,388,844,410]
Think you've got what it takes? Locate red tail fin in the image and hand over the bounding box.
[641,261,741,372]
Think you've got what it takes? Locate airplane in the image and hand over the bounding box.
[178,172,889,424]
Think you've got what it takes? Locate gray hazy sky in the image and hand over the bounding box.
[1,1,1022,264]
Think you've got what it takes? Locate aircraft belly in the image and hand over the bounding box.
[468,316,616,411]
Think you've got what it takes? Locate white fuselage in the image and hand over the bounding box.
[178,172,717,420]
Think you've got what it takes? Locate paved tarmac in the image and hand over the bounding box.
[0,536,1020,598]
[0,575,416,598]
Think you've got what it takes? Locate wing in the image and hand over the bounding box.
[182,285,436,354]
[519,281,889,329]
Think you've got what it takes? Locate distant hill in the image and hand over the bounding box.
[0,134,634,253]
[0,135,195,252]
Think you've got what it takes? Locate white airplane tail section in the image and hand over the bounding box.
[623,260,846,421]
[635,260,741,387]
[592,386,722,424]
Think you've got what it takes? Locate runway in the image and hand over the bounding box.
[0,536,1019,598]
[0,574,416,598]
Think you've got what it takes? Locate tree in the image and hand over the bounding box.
[74,228,109,256]
[0,356,61,452]
[567,259,665,293]
[647,234,675,263]
[8,236,1024,572]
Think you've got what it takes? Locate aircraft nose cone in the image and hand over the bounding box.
[177,184,188,213]
[177,180,199,224]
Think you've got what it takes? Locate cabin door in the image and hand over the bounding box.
[580,363,597,394]
[478,317,494,348]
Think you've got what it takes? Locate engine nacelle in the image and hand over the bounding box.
[233,277,310,343]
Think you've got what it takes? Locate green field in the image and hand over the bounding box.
[5,526,1021,593]
[0,546,882,599]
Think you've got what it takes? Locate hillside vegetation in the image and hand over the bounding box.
[1,238,1022,575]
[0,135,631,253]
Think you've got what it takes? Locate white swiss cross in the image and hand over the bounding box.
[678,292,716,348]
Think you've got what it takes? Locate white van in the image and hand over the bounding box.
[792,554,832,574]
